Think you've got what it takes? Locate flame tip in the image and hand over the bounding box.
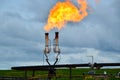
[44,0,88,32]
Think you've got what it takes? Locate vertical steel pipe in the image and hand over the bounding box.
[55,32,59,46]
[54,32,60,53]
[44,33,50,54]
[45,33,49,47]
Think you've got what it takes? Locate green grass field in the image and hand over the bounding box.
[0,68,120,80]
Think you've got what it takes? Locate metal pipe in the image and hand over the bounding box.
[55,32,59,46]
[53,32,60,53]
[45,33,49,47]
[44,33,51,54]
[87,56,94,69]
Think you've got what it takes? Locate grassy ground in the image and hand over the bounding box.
[0,68,120,80]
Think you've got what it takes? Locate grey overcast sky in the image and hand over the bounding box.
[0,0,120,69]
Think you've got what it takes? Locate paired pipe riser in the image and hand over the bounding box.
[44,32,60,54]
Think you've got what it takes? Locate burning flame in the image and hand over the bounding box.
[44,0,88,32]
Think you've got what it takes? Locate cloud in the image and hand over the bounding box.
[59,48,120,64]
[60,22,120,52]
[0,0,119,69]
[0,0,58,22]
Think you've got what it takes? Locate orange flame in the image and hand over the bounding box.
[44,0,88,32]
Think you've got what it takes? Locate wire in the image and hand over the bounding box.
[56,53,61,65]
